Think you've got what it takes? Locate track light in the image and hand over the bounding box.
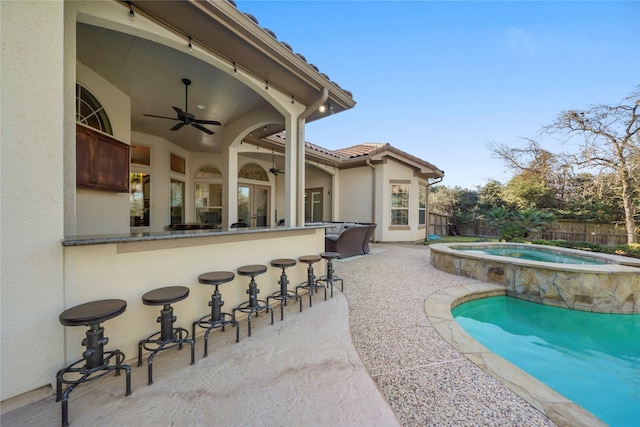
[319,104,326,113]
[188,36,193,52]
[291,95,295,104]
[233,61,238,74]
[263,125,267,131]
[265,80,269,90]
[126,1,135,19]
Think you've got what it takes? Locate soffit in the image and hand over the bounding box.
[129,0,356,117]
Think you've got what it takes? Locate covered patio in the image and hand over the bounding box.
[1,0,353,407]
[2,245,559,426]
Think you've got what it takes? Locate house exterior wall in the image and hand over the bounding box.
[1,0,66,401]
[305,165,332,221]
[76,62,131,235]
[337,167,374,223]
[377,158,428,243]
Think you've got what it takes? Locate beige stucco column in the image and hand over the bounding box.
[1,1,66,400]
[222,141,239,227]
[293,88,328,226]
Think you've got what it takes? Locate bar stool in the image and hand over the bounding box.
[137,286,195,385]
[192,271,239,357]
[267,258,299,321]
[295,255,326,310]
[233,264,273,337]
[316,252,344,297]
[56,299,131,427]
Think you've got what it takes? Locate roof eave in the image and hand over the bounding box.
[130,0,355,117]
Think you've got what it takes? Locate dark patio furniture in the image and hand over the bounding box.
[56,299,131,427]
[267,258,299,321]
[137,286,195,385]
[316,252,343,297]
[193,271,240,356]
[233,264,273,336]
[295,255,326,310]
[324,222,377,258]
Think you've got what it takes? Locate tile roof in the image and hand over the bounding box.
[267,134,443,176]
[333,143,389,159]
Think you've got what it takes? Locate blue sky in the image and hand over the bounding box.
[236,1,640,188]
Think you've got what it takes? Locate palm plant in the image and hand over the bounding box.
[516,209,556,241]
[485,207,513,242]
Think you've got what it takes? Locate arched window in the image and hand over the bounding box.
[76,83,113,135]
[195,165,222,179]
[238,163,268,181]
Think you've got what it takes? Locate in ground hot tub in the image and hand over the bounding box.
[429,242,640,313]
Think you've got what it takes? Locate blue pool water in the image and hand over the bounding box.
[453,297,640,426]
[460,247,606,264]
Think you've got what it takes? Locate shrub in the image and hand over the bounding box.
[530,239,640,259]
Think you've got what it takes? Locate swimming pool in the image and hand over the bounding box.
[430,242,640,313]
[453,296,640,427]
[460,246,607,265]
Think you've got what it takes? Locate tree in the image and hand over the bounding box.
[488,139,564,210]
[544,87,640,244]
[477,180,507,211]
[484,207,512,242]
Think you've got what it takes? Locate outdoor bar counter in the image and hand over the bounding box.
[61,225,327,365]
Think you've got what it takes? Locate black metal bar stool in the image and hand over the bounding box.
[233,264,273,337]
[295,255,326,310]
[137,286,195,385]
[316,252,344,297]
[267,258,299,321]
[192,271,239,357]
[56,299,131,427]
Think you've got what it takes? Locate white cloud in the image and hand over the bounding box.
[506,27,537,57]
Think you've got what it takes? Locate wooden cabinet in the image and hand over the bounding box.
[76,124,130,192]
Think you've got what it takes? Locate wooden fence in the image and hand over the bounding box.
[428,212,449,237]
[433,214,634,246]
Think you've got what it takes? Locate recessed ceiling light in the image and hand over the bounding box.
[197,104,206,110]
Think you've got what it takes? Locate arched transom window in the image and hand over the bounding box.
[195,165,222,179]
[76,83,113,135]
[238,163,268,181]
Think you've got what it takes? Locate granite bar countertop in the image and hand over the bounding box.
[63,223,330,247]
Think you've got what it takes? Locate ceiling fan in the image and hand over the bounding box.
[270,153,284,175]
[144,78,221,135]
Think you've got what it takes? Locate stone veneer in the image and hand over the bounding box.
[430,243,640,314]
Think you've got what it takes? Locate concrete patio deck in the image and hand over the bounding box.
[2,244,558,426]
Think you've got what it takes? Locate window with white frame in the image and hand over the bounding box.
[390,183,410,225]
[418,184,427,225]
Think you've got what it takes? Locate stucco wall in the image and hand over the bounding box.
[1,1,66,400]
[305,165,332,221]
[62,229,325,365]
[337,167,374,223]
[75,62,131,235]
[377,158,428,242]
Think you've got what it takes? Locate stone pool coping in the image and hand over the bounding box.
[430,242,640,270]
[424,283,607,427]
[430,242,640,313]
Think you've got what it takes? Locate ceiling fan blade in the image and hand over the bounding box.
[144,114,179,121]
[170,122,186,131]
[194,119,222,126]
[172,106,185,116]
[191,123,214,135]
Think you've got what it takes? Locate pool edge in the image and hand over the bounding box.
[425,284,608,427]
